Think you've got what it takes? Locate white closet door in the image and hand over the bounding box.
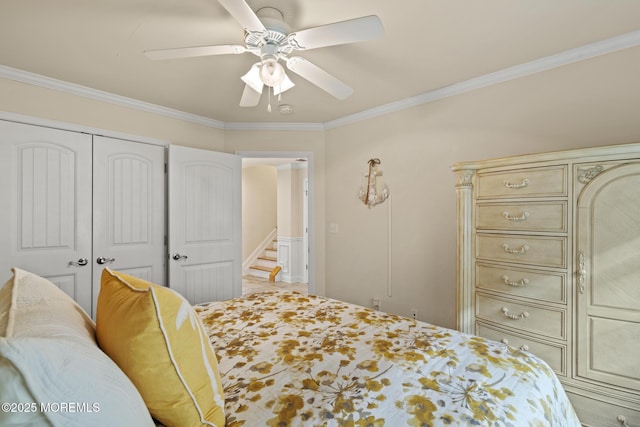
[168,145,242,304]
[92,136,166,313]
[0,120,93,312]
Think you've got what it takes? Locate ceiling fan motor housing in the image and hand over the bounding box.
[244,7,293,58]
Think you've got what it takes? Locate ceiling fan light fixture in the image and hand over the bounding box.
[241,64,263,93]
[273,73,295,96]
[259,57,286,87]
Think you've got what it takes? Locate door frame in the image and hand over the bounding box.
[237,151,314,294]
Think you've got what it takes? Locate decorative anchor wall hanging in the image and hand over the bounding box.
[358,158,389,208]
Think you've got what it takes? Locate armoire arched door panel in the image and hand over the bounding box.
[576,162,640,392]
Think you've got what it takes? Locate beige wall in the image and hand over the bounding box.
[325,45,640,328]
[2,44,640,328]
[0,79,225,150]
[242,165,277,260]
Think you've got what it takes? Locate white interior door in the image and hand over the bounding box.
[92,136,166,312]
[0,120,93,312]
[168,145,242,304]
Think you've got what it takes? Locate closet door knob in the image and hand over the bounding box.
[68,258,88,267]
[171,253,188,261]
[96,256,116,265]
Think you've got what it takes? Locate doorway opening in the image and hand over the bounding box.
[238,151,313,295]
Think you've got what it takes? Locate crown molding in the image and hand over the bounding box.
[324,29,640,130]
[224,121,324,131]
[0,65,225,129]
[0,110,171,146]
[2,29,639,132]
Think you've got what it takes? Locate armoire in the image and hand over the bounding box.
[452,143,640,426]
[0,118,242,317]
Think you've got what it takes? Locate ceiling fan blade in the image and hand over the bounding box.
[144,45,246,60]
[286,57,353,100]
[218,0,266,32]
[239,84,262,107]
[290,15,383,50]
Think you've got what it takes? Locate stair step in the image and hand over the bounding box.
[255,258,277,268]
[250,265,273,272]
[246,234,279,280]
[246,269,269,279]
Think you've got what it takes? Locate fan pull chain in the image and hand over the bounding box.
[267,87,272,113]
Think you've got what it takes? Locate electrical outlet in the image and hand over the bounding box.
[372,298,381,311]
[411,309,418,320]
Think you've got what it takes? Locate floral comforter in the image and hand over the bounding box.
[196,291,579,427]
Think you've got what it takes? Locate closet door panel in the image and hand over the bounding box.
[0,120,92,312]
[168,145,242,304]
[92,136,166,313]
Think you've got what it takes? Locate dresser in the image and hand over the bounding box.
[452,144,640,427]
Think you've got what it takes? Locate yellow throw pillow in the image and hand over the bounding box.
[96,268,225,427]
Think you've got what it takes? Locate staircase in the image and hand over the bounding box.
[248,238,279,280]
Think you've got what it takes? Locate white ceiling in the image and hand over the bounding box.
[2,0,640,124]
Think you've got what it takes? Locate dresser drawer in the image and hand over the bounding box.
[476,201,567,232]
[476,263,566,303]
[476,294,566,340]
[566,390,640,427]
[476,322,566,376]
[477,166,567,199]
[476,234,566,268]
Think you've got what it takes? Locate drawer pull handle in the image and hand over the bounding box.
[500,339,529,352]
[577,250,586,294]
[502,211,530,222]
[502,275,530,287]
[502,243,529,254]
[503,178,529,189]
[501,307,529,320]
[617,415,631,427]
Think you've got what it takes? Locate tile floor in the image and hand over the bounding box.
[242,275,308,295]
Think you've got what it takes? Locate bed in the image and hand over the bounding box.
[196,290,580,427]
[1,268,580,426]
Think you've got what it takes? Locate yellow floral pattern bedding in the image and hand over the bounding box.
[196,291,580,427]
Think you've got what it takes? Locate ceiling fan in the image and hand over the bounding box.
[144,0,384,109]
